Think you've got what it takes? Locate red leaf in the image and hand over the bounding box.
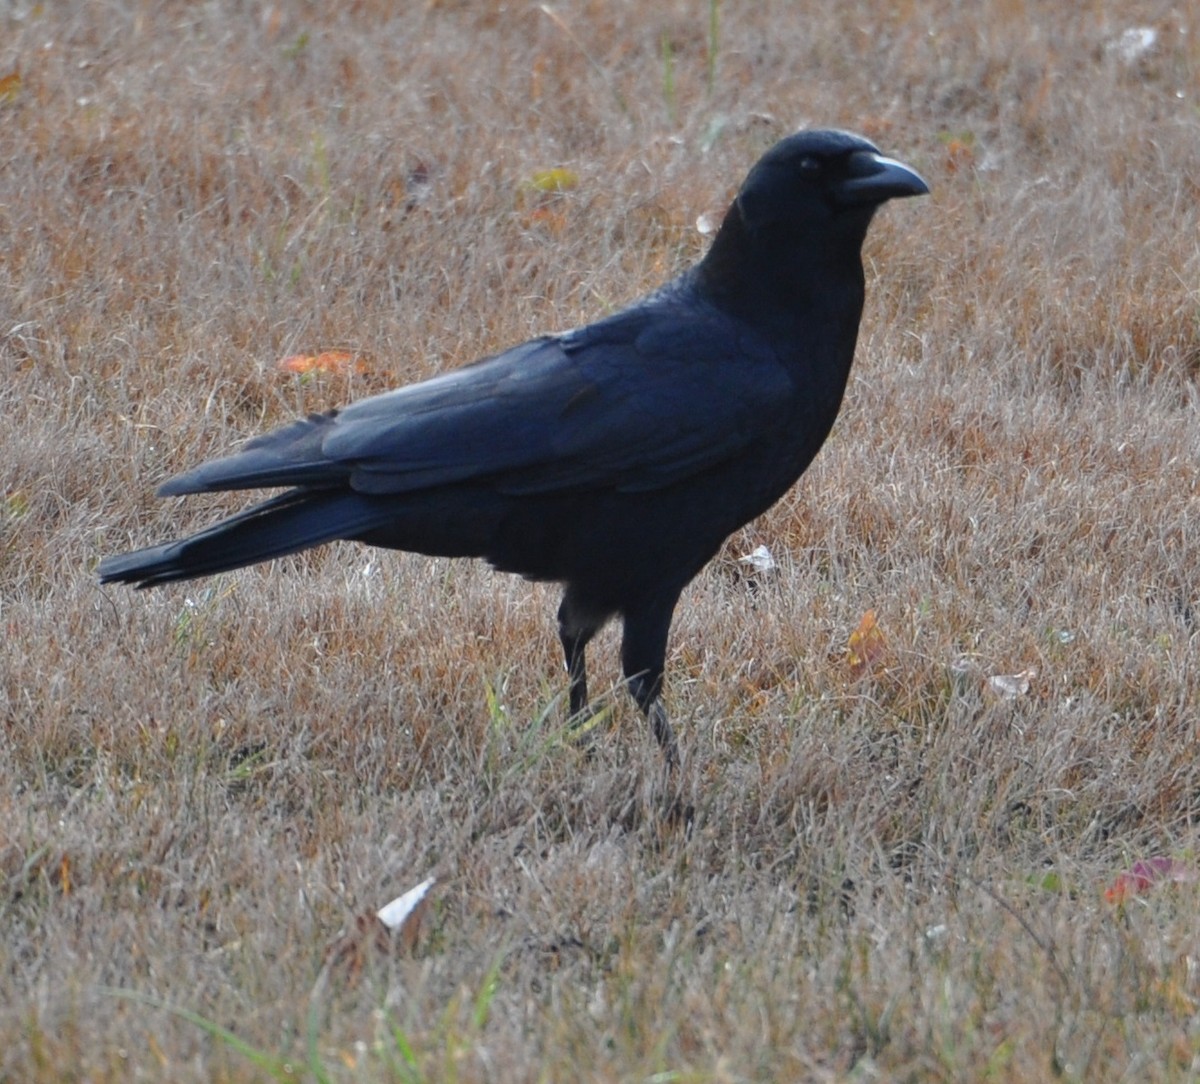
[1105,857,1196,903]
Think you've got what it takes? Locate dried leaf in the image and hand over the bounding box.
[519,166,578,234]
[377,876,436,933]
[738,544,776,575]
[938,129,976,173]
[1105,857,1197,904]
[325,876,436,984]
[1028,870,1065,894]
[847,609,888,679]
[943,139,975,172]
[277,350,368,376]
[0,70,20,105]
[986,668,1037,699]
[526,167,578,193]
[1108,26,1158,64]
[3,491,29,520]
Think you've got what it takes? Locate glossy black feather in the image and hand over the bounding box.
[99,128,928,765]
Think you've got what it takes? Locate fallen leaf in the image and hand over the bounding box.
[519,167,579,235]
[938,129,976,173]
[1108,26,1158,65]
[525,167,578,193]
[1105,857,1197,904]
[943,138,975,172]
[847,609,888,679]
[277,350,368,376]
[3,491,29,519]
[738,544,776,575]
[0,70,20,105]
[987,668,1037,699]
[324,876,437,983]
[1027,870,1066,894]
[377,876,436,933]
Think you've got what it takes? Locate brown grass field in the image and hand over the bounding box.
[3,1,1200,1079]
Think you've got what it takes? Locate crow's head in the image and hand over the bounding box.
[694,129,927,323]
[734,128,929,237]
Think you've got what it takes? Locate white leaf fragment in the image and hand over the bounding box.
[987,668,1037,699]
[377,876,436,931]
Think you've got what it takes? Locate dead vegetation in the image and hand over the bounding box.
[3,1,1200,1079]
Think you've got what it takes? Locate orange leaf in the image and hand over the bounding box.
[277,350,368,376]
[0,70,21,104]
[847,609,887,679]
[1105,857,1196,904]
[944,138,975,172]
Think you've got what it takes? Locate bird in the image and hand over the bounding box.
[99,128,928,768]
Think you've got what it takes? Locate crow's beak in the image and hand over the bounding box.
[835,150,930,207]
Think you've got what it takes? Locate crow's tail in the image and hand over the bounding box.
[98,489,393,589]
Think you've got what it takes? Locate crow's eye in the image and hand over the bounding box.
[797,156,821,173]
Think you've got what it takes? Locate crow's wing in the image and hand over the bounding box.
[160,296,795,499]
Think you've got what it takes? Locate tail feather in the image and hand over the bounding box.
[157,413,345,496]
[98,489,391,589]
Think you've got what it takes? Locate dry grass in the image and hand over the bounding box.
[3,0,1200,1079]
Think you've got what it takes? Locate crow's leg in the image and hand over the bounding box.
[621,592,683,769]
[557,590,606,744]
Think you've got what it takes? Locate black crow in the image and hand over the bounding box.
[100,128,928,766]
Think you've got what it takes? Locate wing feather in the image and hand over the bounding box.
[159,296,794,500]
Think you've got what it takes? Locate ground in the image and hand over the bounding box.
[3,1,1200,1080]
